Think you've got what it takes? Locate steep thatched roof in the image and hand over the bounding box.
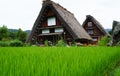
[112,20,120,34]
[26,0,92,43]
[82,15,110,36]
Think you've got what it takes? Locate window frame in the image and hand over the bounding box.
[55,28,64,33]
[87,29,93,35]
[47,17,56,26]
[42,29,50,34]
[88,22,93,27]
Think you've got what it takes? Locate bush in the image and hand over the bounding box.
[0,41,9,47]
[71,41,77,47]
[56,39,66,47]
[98,36,111,46]
[44,40,49,46]
[9,40,23,47]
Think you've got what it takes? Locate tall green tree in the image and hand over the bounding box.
[16,28,27,43]
[0,25,8,40]
[8,32,17,40]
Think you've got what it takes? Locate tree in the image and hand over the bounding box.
[16,28,27,43]
[8,32,17,40]
[0,25,8,40]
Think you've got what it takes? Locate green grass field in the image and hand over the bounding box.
[0,47,120,76]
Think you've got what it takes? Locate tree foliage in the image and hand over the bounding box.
[0,25,28,43]
[9,40,23,47]
[56,37,66,47]
[98,36,111,46]
[16,28,27,43]
[0,26,8,40]
[8,32,17,40]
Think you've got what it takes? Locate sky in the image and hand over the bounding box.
[0,0,120,30]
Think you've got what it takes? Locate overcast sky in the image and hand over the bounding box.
[0,0,120,30]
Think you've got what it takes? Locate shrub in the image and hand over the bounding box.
[9,40,23,47]
[116,41,120,46]
[98,36,111,46]
[2,37,11,41]
[71,41,77,47]
[44,40,49,46]
[0,41,9,47]
[56,39,66,47]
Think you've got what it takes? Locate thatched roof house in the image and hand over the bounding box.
[82,15,110,44]
[26,0,92,45]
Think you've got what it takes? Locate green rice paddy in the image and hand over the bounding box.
[0,47,120,76]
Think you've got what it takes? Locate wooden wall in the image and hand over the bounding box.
[35,8,73,45]
[83,21,104,44]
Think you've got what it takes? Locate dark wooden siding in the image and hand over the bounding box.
[39,8,61,28]
[35,8,73,45]
[83,21,104,44]
[56,18,61,26]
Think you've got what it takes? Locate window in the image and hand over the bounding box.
[87,29,93,34]
[42,29,49,34]
[88,22,92,27]
[48,17,56,26]
[55,28,63,33]
[92,37,98,41]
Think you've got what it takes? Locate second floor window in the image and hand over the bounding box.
[48,17,56,26]
[92,37,98,41]
[88,22,92,27]
[55,28,63,33]
[42,29,49,34]
[87,29,93,35]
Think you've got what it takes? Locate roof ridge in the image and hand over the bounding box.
[52,1,74,16]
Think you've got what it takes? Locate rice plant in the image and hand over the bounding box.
[0,47,120,76]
